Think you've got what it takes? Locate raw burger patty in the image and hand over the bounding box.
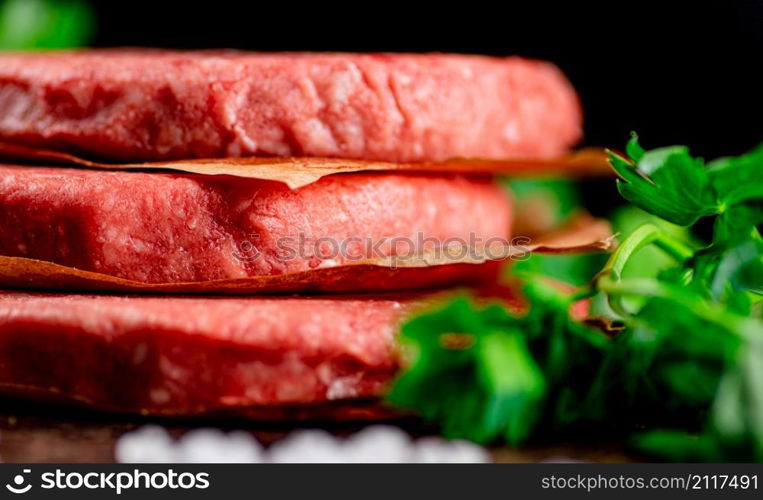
[0,292,411,415]
[0,165,512,284]
[0,51,581,162]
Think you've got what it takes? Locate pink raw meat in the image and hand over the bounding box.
[0,292,412,415]
[0,165,512,285]
[0,51,581,162]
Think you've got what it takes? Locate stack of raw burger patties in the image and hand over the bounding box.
[0,52,581,419]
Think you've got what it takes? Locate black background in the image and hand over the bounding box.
[87,0,763,159]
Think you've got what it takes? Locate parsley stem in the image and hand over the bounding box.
[599,224,695,316]
[597,276,763,338]
[604,224,694,281]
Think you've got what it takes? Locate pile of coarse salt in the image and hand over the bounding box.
[114,425,489,464]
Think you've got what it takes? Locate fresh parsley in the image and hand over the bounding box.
[387,135,763,461]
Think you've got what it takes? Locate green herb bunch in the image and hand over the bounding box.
[387,135,763,462]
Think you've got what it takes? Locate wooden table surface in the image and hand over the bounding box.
[0,398,635,463]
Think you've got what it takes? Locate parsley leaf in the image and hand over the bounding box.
[388,279,608,445]
[387,296,546,444]
[707,143,763,206]
[609,139,718,226]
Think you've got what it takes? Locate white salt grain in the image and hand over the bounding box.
[342,425,414,463]
[175,429,263,463]
[114,425,176,463]
[114,424,490,464]
[268,429,345,463]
